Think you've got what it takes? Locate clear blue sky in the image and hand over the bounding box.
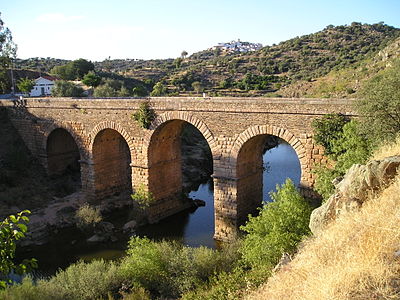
[2,0,400,61]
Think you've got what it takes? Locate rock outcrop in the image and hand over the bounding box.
[310,156,400,234]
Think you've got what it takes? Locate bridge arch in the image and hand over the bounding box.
[89,121,134,198]
[143,111,216,222]
[43,122,85,178]
[230,125,307,224]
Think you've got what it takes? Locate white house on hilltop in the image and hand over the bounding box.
[29,76,58,97]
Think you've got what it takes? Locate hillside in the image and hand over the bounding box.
[12,22,400,97]
[245,141,400,300]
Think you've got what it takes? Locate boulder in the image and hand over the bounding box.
[122,220,137,233]
[310,156,400,235]
[87,234,107,243]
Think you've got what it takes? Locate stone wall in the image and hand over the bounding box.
[0,97,356,241]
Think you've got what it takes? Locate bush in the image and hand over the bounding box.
[119,237,239,298]
[52,80,84,97]
[75,203,102,232]
[311,113,348,157]
[313,120,371,200]
[93,84,118,97]
[0,260,123,300]
[132,103,155,129]
[239,179,312,269]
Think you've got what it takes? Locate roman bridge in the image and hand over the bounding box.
[0,97,356,241]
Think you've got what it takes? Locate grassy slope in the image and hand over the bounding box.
[244,140,400,300]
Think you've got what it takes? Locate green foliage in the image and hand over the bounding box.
[81,71,101,88]
[0,13,17,93]
[150,82,167,96]
[0,260,122,300]
[50,58,94,80]
[16,77,34,93]
[0,210,37,290]
[313,120,371,200]
[93,84,118,97]
[357,59,400,145]
[132,103,155,129]
[131,184,155,208]
[191,81,203,93]
[75,203,102,232]
[132,85,147,97]
[119,237,239,298]
[312,113,349,157]
[239,179,312,269]
[52,80,84,97]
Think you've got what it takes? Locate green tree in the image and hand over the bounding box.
[50,59,94,80]
[311,113,349,157]
[71,58,95,79]
[313,120,371,199]
[132,85,148,97]
[52,80,84,97]
[191,81,203,93]
[181,50,188,59]
[0,13,17,93]
[82,71,101,88]
[0,210,37,289]
[150,82,167,96]
[16,77,34,93]
[240,179,312,269]
[357,59,400,145]
[93,84,118,97]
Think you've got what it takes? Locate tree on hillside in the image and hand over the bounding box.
[82,71,101,88]
[191,81,203,94]
[50,59,94,81]
[16,77,34,93]
[72,58,95,79]
[357,59,400,145]
[181,50,188,59]
[0,13,17,93]
[52,80,84,97]
[150,82,167,96]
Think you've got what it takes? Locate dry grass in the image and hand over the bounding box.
[372,135,400,161]
[245,175,400,300]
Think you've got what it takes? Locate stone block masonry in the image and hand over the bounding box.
[0,97,356,242]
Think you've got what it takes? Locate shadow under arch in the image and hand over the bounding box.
[230,125,307,224]
[143,111,216,222]
[89,121,134,199]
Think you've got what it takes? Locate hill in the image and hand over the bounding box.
[12,22,400,97]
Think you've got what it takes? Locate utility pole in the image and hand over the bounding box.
[10,59,15,96]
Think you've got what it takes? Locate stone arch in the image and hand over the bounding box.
[90,122,133,199]
[231,125,307,178]
[143,111,216,222]
[145,111,218,159]
[230,125,307,224]
[42,121,86,160]
[89,121,134,155]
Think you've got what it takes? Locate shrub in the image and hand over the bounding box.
[119,237,239,298]
[239,179,312,269]
[75,203,102,232]
[52,80,84,97]
[311,113,348,157]
[132,103,155,129]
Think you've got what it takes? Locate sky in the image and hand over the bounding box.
[2,0,400,61]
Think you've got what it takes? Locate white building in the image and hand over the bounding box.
[29,76,58,97]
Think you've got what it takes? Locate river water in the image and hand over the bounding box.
[19,141,301,275]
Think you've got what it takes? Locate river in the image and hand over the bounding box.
[18,140,301,276]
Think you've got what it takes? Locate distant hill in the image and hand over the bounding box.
[12,22,400,97]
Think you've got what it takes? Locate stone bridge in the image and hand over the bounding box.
[0,97,356,241]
